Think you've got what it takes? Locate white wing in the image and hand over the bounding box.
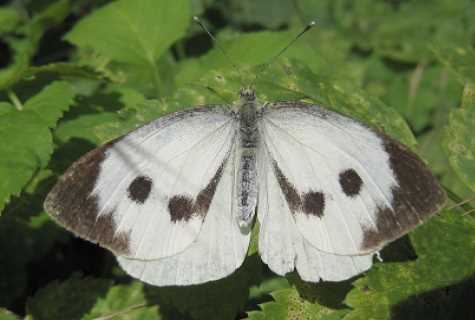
[117,140,251,286]
[45,107,238,260]
[257,143,373,282]
[257,102,445,259]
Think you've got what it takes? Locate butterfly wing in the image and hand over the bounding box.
[257,144,373,281]
[45,107,238,260]
[257,102,445,272]
[117,141,251,286]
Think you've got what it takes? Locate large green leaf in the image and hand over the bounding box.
[66,0,190,95]
[344,210,475,319]
[443,83,475,192]
[0,81,75,214]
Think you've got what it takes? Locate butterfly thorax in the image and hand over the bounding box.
[238,89,259,149]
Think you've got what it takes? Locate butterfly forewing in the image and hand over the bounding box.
[257,102,446,258]
[45,107,240,260]
[117,140,251,286]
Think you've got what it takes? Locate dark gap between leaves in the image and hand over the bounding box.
[0,38,12,68]
[32,14,77,66]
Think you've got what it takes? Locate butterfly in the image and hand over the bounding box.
[44,85,446,286]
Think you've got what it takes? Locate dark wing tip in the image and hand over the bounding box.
[43,141,131,256]
[361,134,447,252]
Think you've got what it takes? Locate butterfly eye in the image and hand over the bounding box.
[127,175,153,204]
[339,169,363,197]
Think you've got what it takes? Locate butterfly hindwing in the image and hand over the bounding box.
[117,141,251,286]
[45,107,238,260]
[258,102,446,257]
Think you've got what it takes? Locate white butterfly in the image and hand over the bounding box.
[44,87,445,286]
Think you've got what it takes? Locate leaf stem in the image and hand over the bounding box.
[150,59,162,97]
[92,303,148,320]
[443,184,474,212]
[7,90,24,111]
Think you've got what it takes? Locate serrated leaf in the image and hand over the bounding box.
[443,83,475,192]
[247,288,348,320]
[66,0,189,95]
[26,277,112,320]
[344,210,475,319]
[66,0,189,66]
[0,81,75,214]
[84,282,161,320]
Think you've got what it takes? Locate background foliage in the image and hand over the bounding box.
[0,0,474,319]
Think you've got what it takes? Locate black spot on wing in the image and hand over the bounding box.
[168,162,226,223]
[361,135,446,251]
[127,175,152,204]
[302,191,325,217]
[43,140,131,256]
[339,169,363,197]
[168,195,194,222]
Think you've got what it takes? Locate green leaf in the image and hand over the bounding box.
[26,277,112,320]
[66,0,190,95]
[443,83,475,192]
[433,44,475,84]
[84,282,161,320]
[219,0,295,29]
[26,62,106,80]
[344,210,475,319]
[0,37,35,90]
[182,58,416,147]
[0,81,75,214]
[0,7,21,34]
[0,0,71,89]
[0,309,20,320]
[247,288,348,320]
[333,0,475,62]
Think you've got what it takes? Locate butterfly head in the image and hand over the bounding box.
[239,87,256,102]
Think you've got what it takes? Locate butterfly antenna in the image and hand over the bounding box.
[193,16,245,85]
[269,20,317,66]
[249,20,317,88]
